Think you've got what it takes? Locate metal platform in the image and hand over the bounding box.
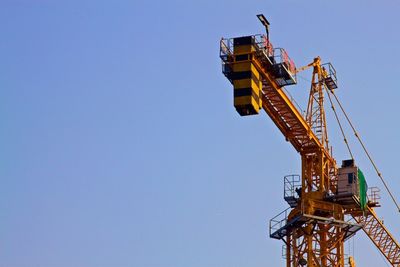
[269,208,308,240]
[219,35,297,89]
[284,175,301,208]
[343,223,362,241]
[322,63,338,90]
[270,208,362,241]
[269,48,297,87]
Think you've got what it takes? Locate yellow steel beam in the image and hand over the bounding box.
[352,206,400,265]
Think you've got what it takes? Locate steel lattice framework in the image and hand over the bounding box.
[220,19,400,266]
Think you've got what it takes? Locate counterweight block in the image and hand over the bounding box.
[232,37,262,116]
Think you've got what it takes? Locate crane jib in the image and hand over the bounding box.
[220,14,400,267]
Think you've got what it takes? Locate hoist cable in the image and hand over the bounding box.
[325,87,354,160]
[328,90,400,213]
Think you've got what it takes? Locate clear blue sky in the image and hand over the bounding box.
[1,1,400,266]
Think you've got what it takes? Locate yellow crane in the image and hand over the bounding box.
[219,14,400,267]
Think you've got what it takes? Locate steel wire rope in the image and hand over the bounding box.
[327,89,400,213]
[324,87,354,160]
[299,74,354,159]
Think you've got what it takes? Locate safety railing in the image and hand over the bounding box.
[219,38,234,82]
[220,35,298,87]
[274,48,296,74]
[220,35,273,59]
[321,62,338,89]
[269,207,291,236]
[253,34,274,57]
[284,175,301,199]
[322,62,337,82]
[282,87,306,116]
[271,48,297,86]
[281,244,287,259]
[219,38,233,61]
[368,187,381,206]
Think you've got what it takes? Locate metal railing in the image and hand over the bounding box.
[282,87,306,116]
[220,35,299,89]
[253,34,274,57]
[284,174,301,199]
[269,207,291,236]
[322,62,337,86]
[219,38,233,61]
[220,35,271,59]
[281,244,287,259]
[273,48,296,74]
[368,186,381,205]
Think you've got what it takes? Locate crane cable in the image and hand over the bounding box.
[327,89,400,213]
[325,86,354,160]
[300,74,354,159]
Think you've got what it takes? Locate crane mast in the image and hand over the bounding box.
[219,15,400,267]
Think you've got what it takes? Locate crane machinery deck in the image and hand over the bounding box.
[219,14,400,267]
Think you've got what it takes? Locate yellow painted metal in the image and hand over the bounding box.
[231,41,262,115]
[232,62,260,76]
[348,256,356,267]
[233,79,260,92]
[234,95,259,107]
[352,206,400,265]
[226,39,344,265]
[221,30,400,266]
[233,44,256,54]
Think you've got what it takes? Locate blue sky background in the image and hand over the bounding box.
[1,0,400,266]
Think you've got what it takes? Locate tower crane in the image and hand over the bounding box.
[219,14,400,267]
